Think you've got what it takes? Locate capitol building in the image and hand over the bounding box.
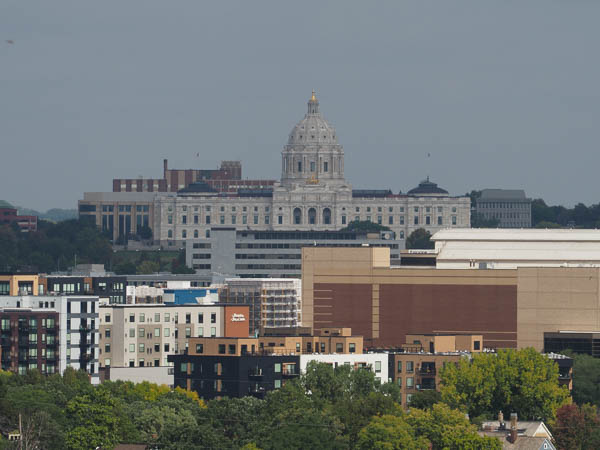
[79,92,470,245]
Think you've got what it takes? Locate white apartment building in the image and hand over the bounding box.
[299,353,390,384]
[0,295,100,384]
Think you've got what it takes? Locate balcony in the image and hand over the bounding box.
[248,368,263,379]
[418,367,436,375]
[248,386,266,398]
[282,368,299,377]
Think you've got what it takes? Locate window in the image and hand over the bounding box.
[220,215,225,224]
[296,342,301,353]
[397,378,402,387]
[349,343,356,353]
[139,328,145,338]
[274,363,281,373]
[397,361,402,372]
[154,328,160,337]
[164,343,169,352]
[310,161,316,172]
[274,379,281,389]
[197,327,204,337]
[399,216,404,225]
[164,328,170,337]
[406,361,414,373]
[154,313,160,322]
[210,327,216,337]
[323,161,328,172]
[407,393,413,404]
[184,327,190,338]
[168,215,173,224]
[474,340,481,350]
[181,362,188,373]
[278,215,282,225]
[139,343,145,353]
[129,314,135,323]
[320,343,326,353]
[182,230,187,239]
[104,314,111,323]
[105,344,111,353]
[218,344,226,354]
[196,343,204,353]
[341,215,346,225]
[388,216,393,225]
[452,216,457,225]
[211,313,216,324]
[228,344,236,354]
[437,216,443,225]
[165,313,170,322]
[375,361,381,373]
[253,215,259,225]
[426,216,431,225]
[105,328,111,338]
[336,343,343,352]
[206,215,211,225]
[129,328,135,338]
[182,215,187,224]
[129,344,135,352]
[406,377,414,388]
[186,313,191,324]
[139,313,145,323]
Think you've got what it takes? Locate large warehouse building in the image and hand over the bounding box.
[301,246,600,352]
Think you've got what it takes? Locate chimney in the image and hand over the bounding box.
[163,159,168,178]
[509,412,518,443]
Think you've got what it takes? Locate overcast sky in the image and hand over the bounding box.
[2,1,599,211]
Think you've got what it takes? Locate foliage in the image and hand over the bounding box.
[407,389,441,410]
[136,225,153,240]
[405,228,434,249]
[171,250,195,274]
[340,220,391,233]
[136,260,160,274]
[0,218,112,272]
[357,414,430,449]
[439,348,570,421]
[405,403,501,450]
[566,352,600,406]
[552,403,600,450]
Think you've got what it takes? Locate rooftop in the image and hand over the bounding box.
[479,189,529,200]
[433,228,600,242]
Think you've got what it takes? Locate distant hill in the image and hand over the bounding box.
[0,200,78,222]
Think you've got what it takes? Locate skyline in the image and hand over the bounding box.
[2,1,600,211]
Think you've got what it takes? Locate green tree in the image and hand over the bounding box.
[114,260,137,275]
[137,225,153,240]
[407,390,441,410]
[340,220,391,233]
[134,404,198,449]
[357,414,430,450]
[552,403,600,450]
[405,228,434,249]
[136,260,160,274]
[439,349,570,421]
[64,390,123,450]
[405,403,501,450]
[568,352,600,406]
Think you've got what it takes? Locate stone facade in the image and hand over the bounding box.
[80,92,470,245]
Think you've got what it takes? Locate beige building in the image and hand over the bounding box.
[0,274,40,296]
[99,304,249,368]
[301,246,600,352]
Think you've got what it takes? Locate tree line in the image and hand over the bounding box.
[0,348,583,449]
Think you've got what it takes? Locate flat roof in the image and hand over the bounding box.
[433,228,600,242]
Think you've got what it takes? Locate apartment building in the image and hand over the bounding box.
[99,304,249,369]
[0,274,41,296]
[219,278,301,335]
[0,295,100,384]
[169,327,366,399]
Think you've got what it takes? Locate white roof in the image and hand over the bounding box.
[433,228,600,243]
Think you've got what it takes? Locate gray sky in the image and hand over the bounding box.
[2,1,599,211]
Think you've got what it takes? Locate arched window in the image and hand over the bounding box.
[308,208,317,225]
[182,230,187,239]
[293,208,302,225]
[194,230,198,238]
[205,230,210,238]
[167,229,173,238]
[323,208,331,225]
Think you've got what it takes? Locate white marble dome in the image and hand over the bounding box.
[287,91,339,147]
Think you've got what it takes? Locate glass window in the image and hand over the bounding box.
[218,344,225,354]
[274,363,281,373]
[336,343,343,352]
[349,343,356,353]
[228,344,236,354]
[139,328,145,338]
[164,328,170,337]
[129,344,135,352]
[406,377,414,388]
[274,379,281,389]
[155,313,160,322]
[210,327,216,337]
[165,313,170,322]
[196,343,203,353]
[154,328,160,337]
[139,313,145,323]
[397,378,402,387]
[406,361,414,373]
[397,361,402,372]
[129,328,135,338]
[139,343,145,353]
[375,361,381,373]
[185,327,191,338]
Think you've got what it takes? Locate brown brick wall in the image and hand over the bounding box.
[313,283,517,348]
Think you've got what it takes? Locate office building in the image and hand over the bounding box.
[0,201,37,232]
[187,228,403,279]
[475,189,532,228]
